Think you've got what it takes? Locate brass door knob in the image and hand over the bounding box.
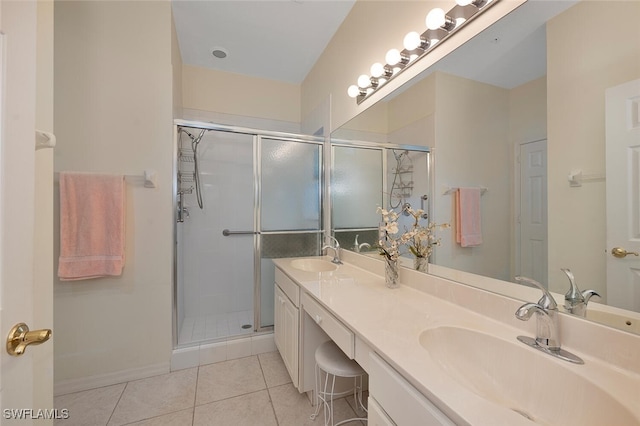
[6,323,51,356]
[611,247,640,258]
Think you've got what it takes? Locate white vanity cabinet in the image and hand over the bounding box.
[273,261,456,425]
[274,269,300,386]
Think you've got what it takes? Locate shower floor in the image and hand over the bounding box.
[178,310,254,346]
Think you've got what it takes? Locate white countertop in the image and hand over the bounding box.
[272,255,640,426]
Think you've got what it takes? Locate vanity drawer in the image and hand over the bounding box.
[369,353,454,426]
[301,292,355,359]
[275,267,300,307]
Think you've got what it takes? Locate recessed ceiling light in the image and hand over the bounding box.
[211,47,228,59]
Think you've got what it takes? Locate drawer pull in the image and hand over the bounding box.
[315,315,323,324]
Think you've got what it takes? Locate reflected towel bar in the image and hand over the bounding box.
[442,186,488,195]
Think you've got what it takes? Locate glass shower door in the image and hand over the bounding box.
[177,129,255,345]
[258,137,323,329]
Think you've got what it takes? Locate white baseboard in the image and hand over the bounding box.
[55,334,275,396]
[54,362,170,396]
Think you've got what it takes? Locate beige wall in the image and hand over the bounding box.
[172,12,183,119]
[433,72,511,280]
[182,65,300,125]
[509,76,547,146]
[53,1,174,391]
[547,1,640,298]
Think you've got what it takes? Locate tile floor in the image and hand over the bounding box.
[54,351,367,426]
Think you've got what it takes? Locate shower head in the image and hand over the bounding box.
[179,128,206,146]
[193,129,206,146]
[393,149,409,161]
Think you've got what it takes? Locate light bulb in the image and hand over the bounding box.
[456,17,466,26]
[357,74,371,88]
[426,8,446,30]
[403,32,421,51]
[370,63,385,78]
[456,0,472,5]
[385,49,402,66]
[347,85,361,98]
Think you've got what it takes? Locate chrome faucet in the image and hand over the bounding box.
[322,236,343,265]
[353,234,371,253]
[514,276,583,364]
[561,268,600,317]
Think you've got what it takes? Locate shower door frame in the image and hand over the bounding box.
[172,119,325,348]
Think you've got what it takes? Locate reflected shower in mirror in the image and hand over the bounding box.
[331,142,430,262]
[330,0,640,335]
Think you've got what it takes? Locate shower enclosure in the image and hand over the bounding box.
[331,141,431,258]
[174,121,324,347]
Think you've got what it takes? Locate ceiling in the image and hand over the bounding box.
[172,1,577,89]
[171,0,356,84]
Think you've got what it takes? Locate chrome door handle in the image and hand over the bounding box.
[611,247,640,258]
[6,323,51,356]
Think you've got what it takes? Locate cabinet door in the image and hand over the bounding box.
[282,294,299,385]
[275,285,299,385]
[274,286,285,352]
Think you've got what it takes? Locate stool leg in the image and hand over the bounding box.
[329,373,337,426]
[323,371,331,426]
[357,375,368,414]
[311,363,323,421]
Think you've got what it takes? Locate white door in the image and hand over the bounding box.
[606,79,640,311]
[1,1,54,419]
[518,139,548,285]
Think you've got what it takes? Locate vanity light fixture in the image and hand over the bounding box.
[426,8,455,31]
[348,0,497,104]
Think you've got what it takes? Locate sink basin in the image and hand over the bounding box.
[289,258,338,272]
[419,326,637,425]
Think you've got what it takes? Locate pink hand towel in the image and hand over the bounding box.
[456,187,482,247]
[58,172,125,280]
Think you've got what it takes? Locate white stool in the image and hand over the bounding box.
[310,340,367,426]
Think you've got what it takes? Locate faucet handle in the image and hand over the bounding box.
[514,276,557,311]
[325,235,340,249]
[561,268,584,303]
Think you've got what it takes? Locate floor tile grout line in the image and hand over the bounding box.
[105,381,128,426]
[257,353,281,425]
[192,365,200,426]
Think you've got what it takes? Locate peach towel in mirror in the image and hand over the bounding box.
[58,172,125,280]
[455,187,482,247]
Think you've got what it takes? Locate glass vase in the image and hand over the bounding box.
[414,257,428,273]
[384,257,399,289]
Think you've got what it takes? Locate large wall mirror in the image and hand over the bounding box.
[331,0,640,335]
